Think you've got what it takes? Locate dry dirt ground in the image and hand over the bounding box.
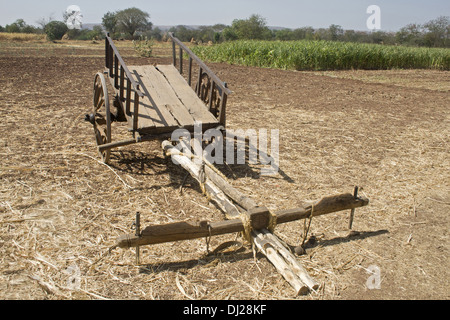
[0,40,448,300]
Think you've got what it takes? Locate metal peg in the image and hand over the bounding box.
[348,186,359,229]
[135,212,141,265]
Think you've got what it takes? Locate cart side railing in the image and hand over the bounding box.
[105,33,144,132]
[168,32,231,126]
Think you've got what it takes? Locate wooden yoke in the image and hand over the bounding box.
[116,193,369,249]
[246,206,272,231]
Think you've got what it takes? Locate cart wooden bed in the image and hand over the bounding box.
[86,32,231,163]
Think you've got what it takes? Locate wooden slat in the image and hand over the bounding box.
[139,66,196,127]
[119,66,125,101]
[107,74,155,130]
[133,85,140,131]
[125,64,220,134]
[126,79,131,115]
[156,65,219,124]
[127,95,156,130]
[129,66,178,129]
[188,57,193,86]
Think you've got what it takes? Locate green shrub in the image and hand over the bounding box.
[44,21,68,41]
[133,36,154,57]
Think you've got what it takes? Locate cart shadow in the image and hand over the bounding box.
[108,150,193,191]
[138,230,389,275]
[107,138,295,192]
[294,229,390,252]
[213,135,295,183]
[109,150,175,176]
[138,250,262,275]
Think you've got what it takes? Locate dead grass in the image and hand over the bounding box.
[0,32,46,42]
[313,69,450,92]
[0,39,449,300]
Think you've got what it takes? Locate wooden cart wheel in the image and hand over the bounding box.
[93,72,111,163]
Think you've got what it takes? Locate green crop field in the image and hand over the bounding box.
[192,40,450,71]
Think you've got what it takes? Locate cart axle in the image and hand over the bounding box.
[84,113,95,125]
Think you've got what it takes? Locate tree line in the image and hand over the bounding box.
[1,8,448,48]
[167,14,449,48]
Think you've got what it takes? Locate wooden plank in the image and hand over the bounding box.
[108,74,155,130]
[139,65,196,127]
[130,65,194,128]
[129,66,178,129]
[127,95,156,130]
[156,65,219,124]
[119,63,220,133]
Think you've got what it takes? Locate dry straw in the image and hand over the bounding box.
[1,37,448,300]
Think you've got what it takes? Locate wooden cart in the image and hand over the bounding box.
[86,33,231,163]
[86,33,370,295]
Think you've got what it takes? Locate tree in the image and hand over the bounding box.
[295,27,315,40]
[44,21,68,41]
[230,14,272,40]
[370,31,395,45]
[396,23,423,46]
[147,27,162,41]
[8,19,26,33]
[423,16,449,47]
[4,19,39,33]
[313,28,328,40]
[102,11,118,35]
[275,29,295,41]
[328,24,344,41]
[5,23,20,33]
[222,27,238,41]
[5,19,27,33]
[115,7,152,39]
[169,25,194,42]
[197,26,216,42]
[36,14,54,31]
[213,32,221,43]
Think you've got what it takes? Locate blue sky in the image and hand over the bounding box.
[1,0,449,31]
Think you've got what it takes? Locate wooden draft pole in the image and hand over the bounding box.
[116,140,369,295]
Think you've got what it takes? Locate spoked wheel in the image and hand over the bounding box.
[93,72,111,163]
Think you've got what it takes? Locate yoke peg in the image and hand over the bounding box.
[348,186,359,230]
[135,212,141,265]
